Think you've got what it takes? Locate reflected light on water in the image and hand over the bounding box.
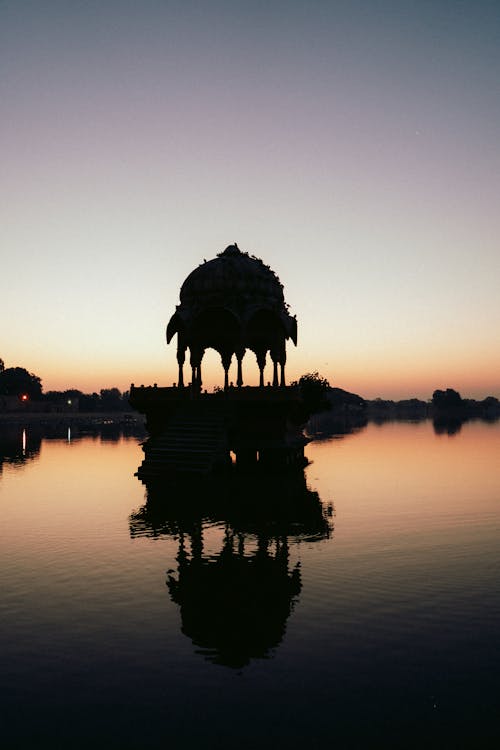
[0,421,499,748]
[306,420,500,540]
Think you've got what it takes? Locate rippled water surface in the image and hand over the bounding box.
[1,420,499,748]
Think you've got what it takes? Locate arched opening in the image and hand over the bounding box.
[199,348,236,392]
[191,308,241,389]
[246,309,285,387]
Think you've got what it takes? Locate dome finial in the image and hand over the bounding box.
[222,243,241,256]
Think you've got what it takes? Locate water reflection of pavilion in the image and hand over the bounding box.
[130,472,332,668]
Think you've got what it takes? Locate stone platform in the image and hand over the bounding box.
[129,385,309,477]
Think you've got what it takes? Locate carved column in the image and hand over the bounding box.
[236,348,245,388]
[190,347,204,392]
[177,346,185,388]
[256,350,266,388]
[280,348,287,387]
[221,352,232,391]
[272,359,279,387]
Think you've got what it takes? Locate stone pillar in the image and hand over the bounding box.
[189,347,204,392]
[177,347,185,388]
[221,352,232,391]
[280,345,287,387]
[272,359,279,387]
[236,348,245,388]
[256,351,266,388]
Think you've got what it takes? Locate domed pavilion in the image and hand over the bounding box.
[166,244,297,390]
[130,243,308,476]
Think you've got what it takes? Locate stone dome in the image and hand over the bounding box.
[179,245,285,311]
[167,244,297,389]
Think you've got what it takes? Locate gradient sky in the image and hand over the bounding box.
[2,0,499,399]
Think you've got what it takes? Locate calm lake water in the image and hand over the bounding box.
[1,420,499,748]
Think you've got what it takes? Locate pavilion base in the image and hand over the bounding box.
[129,385,309,477]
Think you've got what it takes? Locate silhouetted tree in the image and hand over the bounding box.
[44,390,64,402]
[482,396,499,410]
[79,392,101,412]
[432,388,463,412]
[0,367,42,399]
[44,389,82,406]
[64,389,82,402]
[293,372,331,415]
[100,387,125,411]
[480,396,500,420]
[0,358,4,372]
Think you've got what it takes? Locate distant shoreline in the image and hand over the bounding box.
[0,411,145,426]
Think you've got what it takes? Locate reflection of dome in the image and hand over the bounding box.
[168,532,301,669]
[167,244,297,389]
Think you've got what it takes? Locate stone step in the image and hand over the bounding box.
[140,406,229,475]
[147,449,214,459]
[151,432,223,442]
[174,426,223,432]
[147,439,221,451]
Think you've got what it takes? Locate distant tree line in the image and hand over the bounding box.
[365,388,499,420]
[44,387,132,412]
[1,358,498,419]
[292,372,499,423]
[0,360,131,412]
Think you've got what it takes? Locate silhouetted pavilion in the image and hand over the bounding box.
[167,244,297,390]
[130,243,308,475]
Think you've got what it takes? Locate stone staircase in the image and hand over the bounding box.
[137,405,229,478]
